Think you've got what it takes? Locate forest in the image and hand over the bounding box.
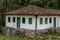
[0,0,60,13]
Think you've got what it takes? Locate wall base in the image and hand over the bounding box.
[3,27,60,38]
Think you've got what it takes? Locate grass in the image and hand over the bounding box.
[0,31,60,40]
[0,34,4,40]
[0,34,36,40]
[0,34,25,40]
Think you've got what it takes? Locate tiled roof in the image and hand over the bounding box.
[3,5,60,15]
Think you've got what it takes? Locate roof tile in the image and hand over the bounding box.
[3,5,60,15]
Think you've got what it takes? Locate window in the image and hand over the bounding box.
[8,17,10,22]
[45,18,48,24]
[29,18,32,24]
[49,18,52,23]
[22,17,25,23]
[40,18,43,24]
[13,17,15,22]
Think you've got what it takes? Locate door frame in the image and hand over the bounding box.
[17,17,20,28]
[53,17,56,28]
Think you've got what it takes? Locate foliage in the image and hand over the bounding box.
[0,0,3,13]
[0,0,60,13]
[0,0,59,13]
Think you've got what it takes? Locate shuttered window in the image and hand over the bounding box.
[29,18,32,24]
[40,18,43,24]
[45,18,48,24]
[22,17,25,24]
[13,17,15,22]
[8,17,10,22]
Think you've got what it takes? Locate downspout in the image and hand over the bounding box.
[35,15,37,37]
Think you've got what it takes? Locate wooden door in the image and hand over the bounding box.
[53,17,56,28]
[17,17,20,28]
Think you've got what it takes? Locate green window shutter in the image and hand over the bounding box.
[45,18,48,24]
[13,17,15,22]
[22,17,25,24]
[29,18,32,24]
[40,18,43,24]
[8,17,10,22]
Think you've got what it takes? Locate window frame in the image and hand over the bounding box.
[49,18,52,23]
[45,18,48,24]
[13,17,15,23]
[40,18,43,24]
[8,17,10,22]
[22,17,25,24]
[29,18,32,24]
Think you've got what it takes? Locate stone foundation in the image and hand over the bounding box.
[3,27,60,38]
[3,27,49,37]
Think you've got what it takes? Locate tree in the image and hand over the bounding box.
[1,0,60,13]
[0,0,3,13]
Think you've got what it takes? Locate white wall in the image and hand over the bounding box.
[6,15,35,30]
[37,16,59,30]
[6,15,17,28]
[20,15,35,30]
[58,17,60,27]
[6,15,60,30]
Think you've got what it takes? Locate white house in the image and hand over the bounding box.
[3,5,60,30]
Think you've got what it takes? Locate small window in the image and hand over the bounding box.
[45,18,48,24]
[40,18,43,24]
[8,17,10,22]
[22,17,25,24]
[29,18,32,24]
[13,17,15,22]
[49,18,52,23]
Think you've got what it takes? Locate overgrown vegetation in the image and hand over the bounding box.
[0,31,60,40]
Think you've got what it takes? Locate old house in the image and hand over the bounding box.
[3,5,60,36]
